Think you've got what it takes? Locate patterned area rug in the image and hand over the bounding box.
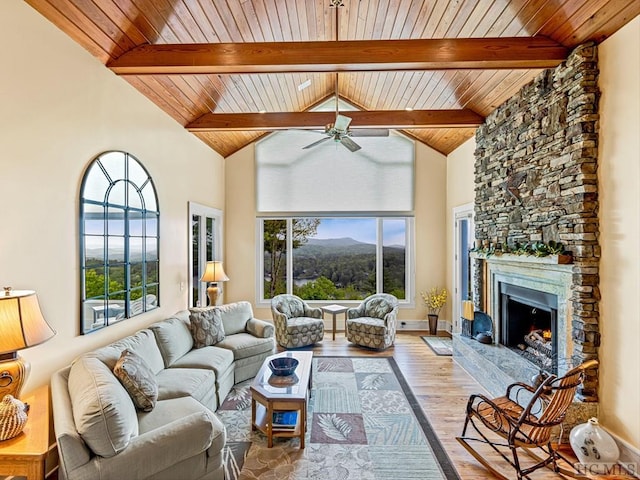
[218,356,460,480]
[421,336,453,356]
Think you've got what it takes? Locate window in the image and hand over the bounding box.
[189,202,223,307]
[259,217,413,303]
[255,100,415,306]
[80,151,159,334]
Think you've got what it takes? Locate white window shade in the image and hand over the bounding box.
[256,130,414,213]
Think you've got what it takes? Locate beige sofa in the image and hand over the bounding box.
[51,302,275,480]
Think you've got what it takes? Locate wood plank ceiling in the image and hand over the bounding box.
[25,0,640,158]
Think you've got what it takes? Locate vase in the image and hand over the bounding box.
[569,418,620,474]
[428,314,438,335]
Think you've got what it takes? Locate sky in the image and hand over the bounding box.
[314,218,406,246]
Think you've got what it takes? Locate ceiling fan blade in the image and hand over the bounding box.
[340,136,361,152]
[302,136,332,149]
[349,129,390,137]
[334,114,352,132]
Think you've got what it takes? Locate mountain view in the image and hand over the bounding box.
[265,236,405,300]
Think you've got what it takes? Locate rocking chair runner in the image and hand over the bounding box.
[457,359,598,480]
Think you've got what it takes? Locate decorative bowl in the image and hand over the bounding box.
[268,357,299,377]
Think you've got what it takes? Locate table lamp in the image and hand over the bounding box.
[200,261,229,306]
[0,288,56,400]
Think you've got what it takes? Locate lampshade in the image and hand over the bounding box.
[462,300,475,321]
[0,289,56,401]
[0,290,56,356]
[200,261,230,284]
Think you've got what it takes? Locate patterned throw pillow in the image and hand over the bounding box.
[113,349,158,412]
[188,307,225,348]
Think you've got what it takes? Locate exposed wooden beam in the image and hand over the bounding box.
[109,37,568,75]
[186,109,484,132]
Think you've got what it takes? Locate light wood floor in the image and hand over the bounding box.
[294,331,631,480]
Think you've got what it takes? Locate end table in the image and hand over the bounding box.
[0,384,55,479]
[321,304,349,340]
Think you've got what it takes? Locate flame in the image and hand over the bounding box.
[542,329,552,340]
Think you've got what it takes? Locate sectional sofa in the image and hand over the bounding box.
[50,301,275,480]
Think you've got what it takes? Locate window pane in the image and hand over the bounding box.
[84,267,106,298]
[192,215,200,307]
[383,219,406,299]
[84,203,104,235]
[100,152,125,181]
[83,165,110,202]
[107,208,125,235]
[129,210,144,237]
[141,183,157,211]
[108,265,125,293]
[146,213,158,237]
[128,158,148,189]
[146,261,159,284]
[293,218,375,301]
[84,237,104,267]
[206,217,215,261]
[146,238,158,261]
[130,263,143,288]
[108,180,127,207]
[107,236,125,263]
[263,219,287,299]
[128,183,142,209]
[146,285,159,307]
[129,237,143,262]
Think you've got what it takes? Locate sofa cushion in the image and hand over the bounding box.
[347,317,387,336]
[188,308,225,348]
[216,301,252,335]
[274,296,305,319]
[114,349,158,412]
[89,329,165,375]
[156,368,216,409]
[169,346,234,378]
[149,316,194,367]
[215,333,275,360]
[68,356,138,458]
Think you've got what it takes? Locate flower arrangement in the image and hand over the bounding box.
[420,287,448,316]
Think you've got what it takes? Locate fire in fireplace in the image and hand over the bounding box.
[499,283,558,373]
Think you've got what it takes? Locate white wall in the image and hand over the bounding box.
[0,0,224,393]
[225,139,449,323]
[597,16,640,450]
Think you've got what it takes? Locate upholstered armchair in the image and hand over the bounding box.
[346,294,399,350]
[271,294,324,348]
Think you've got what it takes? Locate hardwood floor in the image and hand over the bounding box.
[296,331,631,480]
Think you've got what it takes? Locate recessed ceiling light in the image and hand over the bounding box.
[298,79,312,91]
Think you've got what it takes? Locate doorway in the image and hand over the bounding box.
[452,204,474,333]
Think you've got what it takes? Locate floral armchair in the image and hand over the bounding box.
[270,294,324,348]
[346,294,399,350]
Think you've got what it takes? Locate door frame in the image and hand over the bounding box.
[452,203,474,333]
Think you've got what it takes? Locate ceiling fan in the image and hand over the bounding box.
[302,74,389,152]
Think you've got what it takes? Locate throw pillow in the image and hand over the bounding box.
[113,349,158,412]
[189,307,225,348]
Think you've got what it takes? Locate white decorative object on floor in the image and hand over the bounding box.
[569,417,620,474]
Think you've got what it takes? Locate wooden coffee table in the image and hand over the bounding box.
[250,351,313,449]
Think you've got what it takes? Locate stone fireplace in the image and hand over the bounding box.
[453,42,601,431]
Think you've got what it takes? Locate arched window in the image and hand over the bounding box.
[80,151,159,334]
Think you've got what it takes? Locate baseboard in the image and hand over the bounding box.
[612,430,640,478]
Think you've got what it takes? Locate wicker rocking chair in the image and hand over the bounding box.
[456,359,598,480]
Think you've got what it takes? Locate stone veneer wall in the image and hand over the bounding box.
[473,43,600,400]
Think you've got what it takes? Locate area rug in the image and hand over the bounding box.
[218,356,460,480]
[421,336,453,356]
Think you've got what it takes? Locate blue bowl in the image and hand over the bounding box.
[269,357,299,376]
